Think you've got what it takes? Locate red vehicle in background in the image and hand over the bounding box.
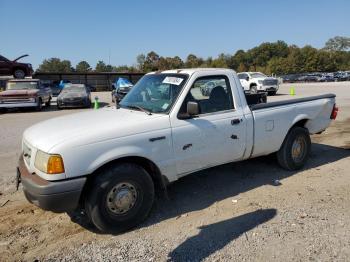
[0,54,33,79]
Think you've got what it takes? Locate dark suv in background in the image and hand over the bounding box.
[0,54,33,78]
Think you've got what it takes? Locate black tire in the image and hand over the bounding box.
[45,97,51,107]
[13,69,25,79]
[85,163,155,233]
[35,98,42,111]
[277,127,311,170]
[268,91,277,96]
[250,84,257,94]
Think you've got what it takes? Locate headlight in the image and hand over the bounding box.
[28,97,36,102]
[35,150,65,174]
[258,80,263,84]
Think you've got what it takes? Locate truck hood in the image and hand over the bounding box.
[253,77,277,81]
[23,107,168,152]
[0,89,38,97]
[13,54,29,62]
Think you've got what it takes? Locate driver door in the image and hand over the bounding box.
[170,75,246,176]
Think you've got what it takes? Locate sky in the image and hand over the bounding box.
[1,0,349,70]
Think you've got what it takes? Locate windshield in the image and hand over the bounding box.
[7,81,38,90]
[119,74,188,114]
[62,86,86,93]
[250,72,267,78]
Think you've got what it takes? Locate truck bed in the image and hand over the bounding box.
[249,93,336,158]
[250,93,335,110]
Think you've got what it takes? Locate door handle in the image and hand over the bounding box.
[231,118,241,125]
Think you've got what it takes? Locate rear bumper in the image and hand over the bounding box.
[18,156,86,213]
[0,102,37,108]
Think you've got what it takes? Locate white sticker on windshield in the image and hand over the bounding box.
[162,103,169,110]
[162,76,184,85]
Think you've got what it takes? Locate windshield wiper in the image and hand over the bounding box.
[125,105,152,115]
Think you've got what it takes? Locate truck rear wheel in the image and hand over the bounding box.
[85,163,155,233]
[277,127,311,170]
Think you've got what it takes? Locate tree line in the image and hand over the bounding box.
[37,36,350,75]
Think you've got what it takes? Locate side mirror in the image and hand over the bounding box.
[245,76,249,81]
[187,101,199,116]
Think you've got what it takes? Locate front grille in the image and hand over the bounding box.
[64,97,83,102]
[1,97,33,103]
[263,79,278,86]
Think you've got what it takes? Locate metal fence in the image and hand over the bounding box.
[32,72,145,91]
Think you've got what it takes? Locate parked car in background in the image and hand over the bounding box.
[0,79,52,112]
[237,72,279,95]
[319,74,335,82]
[300,74,321,82]
[48,81,63,96]
[334,72,348,82]
[111,78,133,103]
[281,74,300,83]
[86,84,96,92]
[0,54,33,79]
[57,84,91,109]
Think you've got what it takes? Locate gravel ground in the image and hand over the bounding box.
[0,81,349,261]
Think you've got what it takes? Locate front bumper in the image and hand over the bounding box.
[258,85,279,92]
[18,156,86,213]
[0,102,37,108]
[57,99,88,108]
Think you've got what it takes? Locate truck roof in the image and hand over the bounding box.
[148,68,237,76]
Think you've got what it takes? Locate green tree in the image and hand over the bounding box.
[136,54,146,71]
[143,51,160,71]
[95,61,113,72]
[324,36,350,51]
[37,58,72,73]
[75,61,91,72]
[185,54,204,68]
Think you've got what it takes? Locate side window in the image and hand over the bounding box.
[238,73,248,80]
[180,76,234,115]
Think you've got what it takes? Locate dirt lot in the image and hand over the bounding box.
[0,82,349,261]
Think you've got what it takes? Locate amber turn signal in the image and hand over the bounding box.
[47,155,65,174]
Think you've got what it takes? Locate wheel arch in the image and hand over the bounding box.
[81,156,168,204]
[278,118,309,152]
[12,66,27,75]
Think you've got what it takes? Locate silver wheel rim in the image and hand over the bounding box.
[14,70,25,78]
[106,182,138,214]
[291,136,306,162]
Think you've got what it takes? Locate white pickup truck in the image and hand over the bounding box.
[17,68,338,233]
[237,72,279,95]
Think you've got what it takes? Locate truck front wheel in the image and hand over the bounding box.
[277,127,311,170]
[85,163,155,233]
